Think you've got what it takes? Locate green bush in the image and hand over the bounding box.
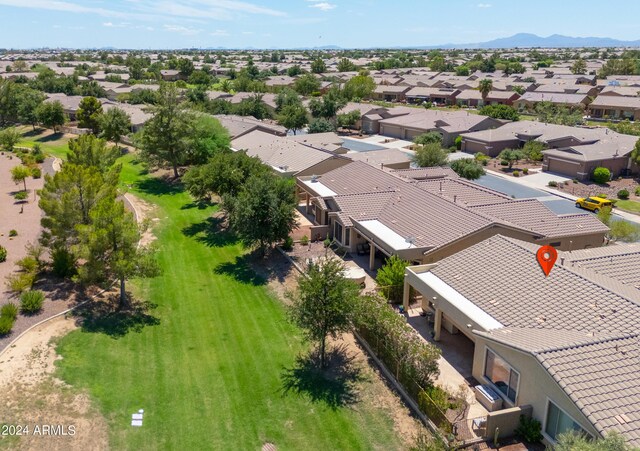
[0,245,6,262]
[597,193,608,199]
[375,255,410,303]
[636,186,640,196]
[52,247,76,278]
[14,191,28,200]
[500,159,509,166]
[0,316,15,335]
[573,178,579,184]
[450,158,486,180]
[31,167,41,178]
[9,229,17,237]
[618,189,630,200]
[592,167,611,184]
[323,237,331,248]
[454,136,462,150]
[522,168,528,174]
[300,235,309,246]
[34,154,45,164]
[513,170,520,177]
[282,236,294,251]
[7,272,35,293]
[20,290,45,314]
[548,181,558,187]
[1,302,18,320]
[514,415,543,443]
[16,256,37,273]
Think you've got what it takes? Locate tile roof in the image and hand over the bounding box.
[416,178,511,206]
[391,167,459,180]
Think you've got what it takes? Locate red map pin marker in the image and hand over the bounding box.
[537,245,558,277]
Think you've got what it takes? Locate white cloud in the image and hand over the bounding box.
[241,31,254,35]
[163,24,202,35]
[210,29,229,36]
[477,3,492,7]
[308,2,336,11]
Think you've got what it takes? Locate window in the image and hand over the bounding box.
[545,401,588,441]
[484,349,519,403]
[334,222,343,244]
[344,228,350,246]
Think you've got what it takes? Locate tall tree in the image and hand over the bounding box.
[479,79,493,100]
[11,165,30,193]
[0,127,21,152]
[337,58,357,72]
[35,100,66,132]
[223,172,297,256]
[275,87,302,112]
[76,96,103,134]
[570,58,587,75]
[413,142,448,167]
[67,134,121,173]
[15,86,46,130]
[137,83,191,178]
[294,73,321,96]
[77,197,158,308]
[288,257,360,368]
[99,107,132,147]
[277,104,308,135]
[184,115,231,165]
[342,74,376,101]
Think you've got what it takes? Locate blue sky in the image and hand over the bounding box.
[1,0,640,49]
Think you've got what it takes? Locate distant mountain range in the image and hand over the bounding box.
[425,33,640,49]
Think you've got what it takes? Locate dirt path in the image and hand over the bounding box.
[0,316,109,450]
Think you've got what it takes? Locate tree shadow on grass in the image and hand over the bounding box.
[182,216,238,248]
[36,133,64,143]
[213,253,267,286]
[75,294,160,338]
[280,345,363,409]
[134,177,184,197]
[180,200,214,210]
[23,128,43,138]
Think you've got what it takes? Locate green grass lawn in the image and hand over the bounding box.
[615,199,640,214]
[15,126,70,159]
[54,155,407,450]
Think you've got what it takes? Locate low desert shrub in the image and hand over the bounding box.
[512,170,520,177]
[636,186,640,196]
[16,256,38,273]
[618,189,630,200]
[14,191,28,201]
[20,290,45,314]
[300,235,309,246]
[514,415,543,443]
[500,159,509,166]
[1,302,18,320]
[592,166,611,184]
[573,178,578,184]
[597,193,608,199]
[7,272,35,293]
[548,181,558,187]
[522,168,528,174]
[0,316,15,335]
[52,247,76,278]
[31,167,41,178]
[0,245,6,262]
[282,236,294,251]
[9,229,17,237]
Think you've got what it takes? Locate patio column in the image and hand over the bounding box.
[369,242,375,271]
[433,308,442,341]
[402,277,410,312]
[305,192,310,214]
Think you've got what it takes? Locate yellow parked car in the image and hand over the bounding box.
[575,196,613,213]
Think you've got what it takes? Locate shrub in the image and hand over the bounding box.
[376,255,410,303]
[597,193,608,198]
[514,415,543,443]
[9,229,17,237]
[454,136,462,150]
[323,237,331,248]
[513,170,520,177]
[1,302,18,320]
[282,236,294,251]
[34,154,45,164]
[450,158,485,180]
[636,186,640,196]
[20,290,45,314]
[0,245,6,262]
[592,167,611,184]
[300,235,309,246]
[618,189,630,200]
[500,159,509,166]
[0,316,15,335]
[573,178,578,184]
[16,256,38,273]
[548,181,558,187]
[31,167,41,178]
[14,191,28,200]
[7,272,35,293]
[523,168,529,174]
[52,247,76,278]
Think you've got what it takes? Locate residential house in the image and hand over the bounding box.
[213,114,286,139]
[403,235,640,447]
[371,85,411,102]
[589,95,640,121]
[160,69,182,81]
[405,87,461,105]
[514,92,590,112]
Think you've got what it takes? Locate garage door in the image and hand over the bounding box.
[380,125,402,139]
[547,158,579,177]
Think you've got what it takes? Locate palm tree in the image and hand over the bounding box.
[479,79,493,100]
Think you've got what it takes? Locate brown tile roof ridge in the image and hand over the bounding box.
[535,331,640,355]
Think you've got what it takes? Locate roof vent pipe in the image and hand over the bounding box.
[453,195,457,203]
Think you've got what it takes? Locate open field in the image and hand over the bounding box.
[52,154,413,450]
